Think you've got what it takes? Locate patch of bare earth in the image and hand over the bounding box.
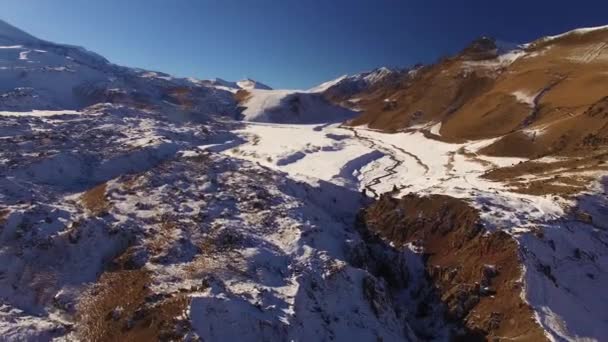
[165,87,195,110]
[147,214,178,258]
[0,208,9,226]
[357,194,547,341]
[76,247,191,341]
[234,89,252,104]
[81,183,110,216]
[459,147,496,169]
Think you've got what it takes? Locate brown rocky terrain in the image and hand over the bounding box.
[80,183,110,217]
[357,194,548,341]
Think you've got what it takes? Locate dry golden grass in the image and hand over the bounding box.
[0,208,9,226]
[81,183,110,216]
[484,151,608,196]
[166,87,196,110]
[146,215,177,257]
[459,147,495,168]
[341,31,608,201]
[234,89,252,104]
[120,175,143,192]
[76,249,190,341]
[347,28,608,161]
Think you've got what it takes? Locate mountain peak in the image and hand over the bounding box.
[460,36,499,60]
[236,78,272,90]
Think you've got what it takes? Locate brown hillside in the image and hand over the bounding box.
[343,27,608,158]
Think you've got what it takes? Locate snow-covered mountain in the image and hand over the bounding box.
[236,88,356,123]
[1,18,608,342]
[0,19,110,110]
[199,77,272,93]
[0,19,238,118]
[232,68,401,124]
[311,67,402,100]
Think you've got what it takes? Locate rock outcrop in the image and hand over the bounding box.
[356,194,548,341]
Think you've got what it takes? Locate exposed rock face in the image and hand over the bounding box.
[321,67,404,105]
[460,37,499,61]
[357,194,548,341]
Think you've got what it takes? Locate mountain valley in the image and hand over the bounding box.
[0,19,607,341]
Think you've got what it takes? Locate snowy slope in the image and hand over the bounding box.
[0,19,109,110]
[238,89,357,124]
[310,67,401,96]
[537,24,608,43]
[0,19,42,45]
[307,75,348,93]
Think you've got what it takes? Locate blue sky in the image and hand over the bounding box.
[2,0,607,89]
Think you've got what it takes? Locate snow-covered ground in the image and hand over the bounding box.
[215,122,562,228]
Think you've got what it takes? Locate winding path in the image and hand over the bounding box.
[340,125,429,197]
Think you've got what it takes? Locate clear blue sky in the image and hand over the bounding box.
[2,0,607,89]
